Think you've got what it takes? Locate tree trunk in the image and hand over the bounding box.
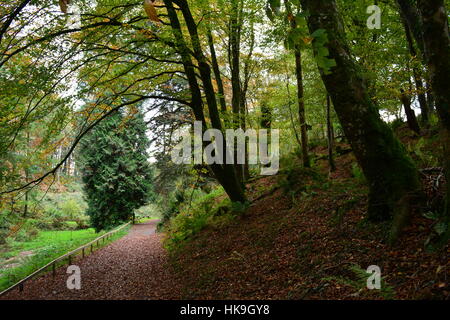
[416,0,450,238]
[401,17,429,124]
[286,0,310,168]
[396,0,425,53]
[207,29,227,113]
[426,81,435,113]
[229,0,244,183]
[23,130,30,217]
[300,0,420,223]
[326,94,336,173]
[294,47,311,168]
[164,0,246,203]
[401,89,421,135]
[240,21,255,182]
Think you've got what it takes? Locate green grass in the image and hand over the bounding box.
[136,217,160,223]
[0,226,130,292]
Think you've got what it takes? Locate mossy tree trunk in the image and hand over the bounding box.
[326,94,336,173]
[416,0,450,237]
[164,0,246,203]
[300,0,420,223]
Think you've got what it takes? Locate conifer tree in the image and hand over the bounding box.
[79,108,154,231]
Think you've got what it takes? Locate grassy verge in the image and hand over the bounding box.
[136,217,160,224]
[0,225,130,292]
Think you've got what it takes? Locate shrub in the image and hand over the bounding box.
[59,199,83,220]
[163,187,240,251]
[74,216,90,229]
[351,162,366,184]
[408,137,439,168]
[390,118,404,131]
[13,220,39,242]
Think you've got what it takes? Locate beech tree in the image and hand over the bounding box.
[299,0,420,229]
[396,0,450,238]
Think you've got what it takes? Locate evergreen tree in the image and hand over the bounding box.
[79,108,154,232]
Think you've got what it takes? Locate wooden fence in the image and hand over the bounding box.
[0,222,131,297]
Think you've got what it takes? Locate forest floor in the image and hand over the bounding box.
[0,220,182,300]
[1,127,449,300]
[170,128,449,300]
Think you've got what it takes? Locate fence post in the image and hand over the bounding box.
[52,263,56,278]
[82,248,85,258]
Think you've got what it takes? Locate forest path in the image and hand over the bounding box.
[0,220,182,300]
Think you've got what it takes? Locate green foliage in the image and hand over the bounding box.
[351,162,367,184]
[278,153,324,201]
[408,137,439,168]
[310,29,337,75]
[423,211,450,252]
[0,226,130,292]
[389,118,405,131]
[13,220,39,242]
[135,204,161,221]
[164,187,243,251]
[158,188,187,229]
[79,108,155,232]
[36,188,89,231]
[323,264,396,299]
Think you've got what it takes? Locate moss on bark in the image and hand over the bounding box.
[301,0,421,223]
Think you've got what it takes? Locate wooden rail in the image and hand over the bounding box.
[0,222,131,297]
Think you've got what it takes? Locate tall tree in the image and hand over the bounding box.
[230,0,245,183]
[163,0,246,203]
[79,108,154,231]
[401,17,429,124]
[267,0,310,167]
[285,0,310,168]
[326,94,336,173]
[299,0,420,230]
[400,88,421,135]
[415,0,450,238]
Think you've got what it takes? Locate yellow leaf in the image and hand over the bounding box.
[302,37,313,45]
[144,0,160,23]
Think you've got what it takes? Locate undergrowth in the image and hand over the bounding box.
[163,187,248,251]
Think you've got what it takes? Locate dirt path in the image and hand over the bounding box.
[0,221,182,300]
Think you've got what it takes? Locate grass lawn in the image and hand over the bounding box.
[0,226,130,292]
